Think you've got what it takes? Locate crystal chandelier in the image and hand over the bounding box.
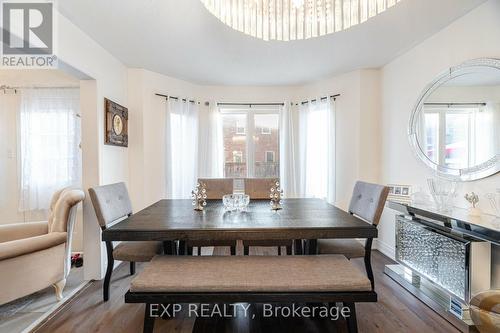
[201,0,402,41]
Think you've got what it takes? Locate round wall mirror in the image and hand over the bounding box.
[409,58,500,181]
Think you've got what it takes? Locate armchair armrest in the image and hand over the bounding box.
[0,221,49,243]
[0,232,67,261]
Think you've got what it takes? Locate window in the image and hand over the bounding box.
[19,88,81,211]
[233,151,243,163]
[221,106,280,178]
[265,151,275,162]
[422,106,491,169]
[236,121,245,134]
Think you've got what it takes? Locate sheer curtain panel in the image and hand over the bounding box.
[280,98,336,203]
[198,101,224,178]
[165,98,199,199]
[19,88,81,211]
[279,102,300,197]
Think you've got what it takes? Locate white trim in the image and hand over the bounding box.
[373,239,395,260]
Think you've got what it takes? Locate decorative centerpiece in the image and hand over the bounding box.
[192,182,207,211]
[270,181,283,211]
[464,192,481,217]
[223,194,250,212]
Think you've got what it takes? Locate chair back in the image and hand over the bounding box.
[348,181,389,226]
[89,182,133,228]
[244,178,278,199]
[198,178,233,199]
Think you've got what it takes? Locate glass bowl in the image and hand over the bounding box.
[223,194,250,211]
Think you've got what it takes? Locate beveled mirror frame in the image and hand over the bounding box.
[408,58,500,182]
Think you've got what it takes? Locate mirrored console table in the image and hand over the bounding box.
[386,201,499,332]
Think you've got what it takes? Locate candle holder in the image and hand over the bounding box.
[192,182,207,211]
[465,192,481,217]
[270,181,283,211]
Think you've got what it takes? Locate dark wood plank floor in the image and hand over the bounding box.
[34,248,460,333]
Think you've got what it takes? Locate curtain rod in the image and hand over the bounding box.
[1,85,79,93]
[155,93,199,104]
[217,102,284,107]
[155,93,341,106]
[299,94,340,105]
[424,102,487,107]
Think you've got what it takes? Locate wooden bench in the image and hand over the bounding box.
[125,255,377,333]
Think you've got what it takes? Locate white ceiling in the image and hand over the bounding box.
[58,0,487,86]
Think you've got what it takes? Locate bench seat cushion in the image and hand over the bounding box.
[130,255,371,293]
[318,239,365,259]
[113,241,162,262]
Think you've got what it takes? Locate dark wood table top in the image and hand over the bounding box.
[102,198,377,241]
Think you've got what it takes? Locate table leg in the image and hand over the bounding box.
[163,241,175,255]
[306,239,318,255]
[178,240,186,255]
[293,239,303,255]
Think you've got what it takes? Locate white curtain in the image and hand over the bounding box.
[474,102,499,165]
[165,98,199,199]
[19,88,81,211]
[198,101,223,178]
[279,102,300,197]
[280,98,336,203]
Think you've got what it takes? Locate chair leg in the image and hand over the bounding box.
[294,239,303,255]
[345,302,358,333]
[52,278,66,301]
[130,261,136,275]
[230,245,236,255]
[364,238,375,290]
[244,245,249,255]
[103,241,114,302]
[178,240,186,255]
[144,303,155,333]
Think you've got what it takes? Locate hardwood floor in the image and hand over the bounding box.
[35,248,461,333]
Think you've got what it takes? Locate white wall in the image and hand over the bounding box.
[56,11,129,280]
[379,0,500,286]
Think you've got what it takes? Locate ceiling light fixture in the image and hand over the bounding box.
[201,0,402,41]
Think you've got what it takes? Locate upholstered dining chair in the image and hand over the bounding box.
[183,178,237,256]
[242,178,297,256]
[318,180,389,289]
[89,182,162,301]
[0,187,84,305]
[470,290,500,333]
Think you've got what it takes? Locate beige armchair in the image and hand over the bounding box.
[0,187,85,305]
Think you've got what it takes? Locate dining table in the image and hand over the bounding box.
[102,198,377,255]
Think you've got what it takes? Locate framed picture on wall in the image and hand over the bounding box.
[104,98,128,147]
[388,183,412,204]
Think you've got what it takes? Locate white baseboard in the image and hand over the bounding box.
[373,239,395,260]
